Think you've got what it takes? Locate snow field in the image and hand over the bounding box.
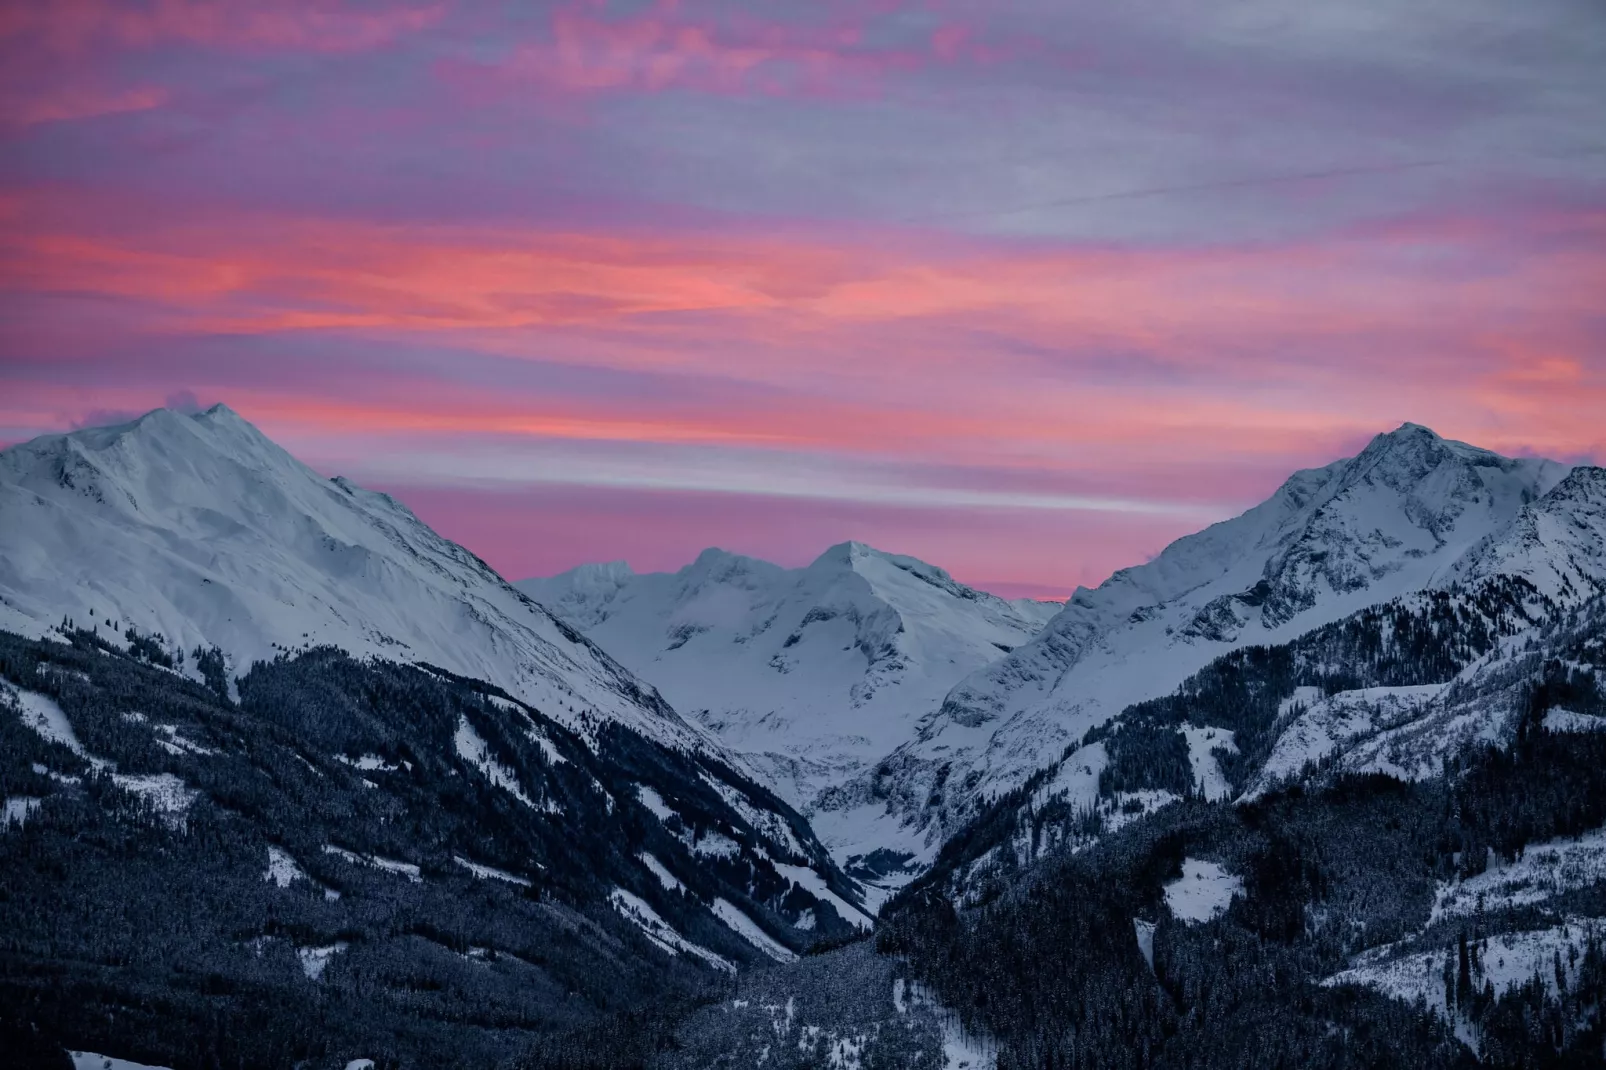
[1164,858,1243,924]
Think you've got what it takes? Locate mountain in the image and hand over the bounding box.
[1450,463,1606,600]
[0,629,868,1067]
[8,407,1606,1068]
[859,424,1588,849]
[518,543,1058,880]
[856,582,1606,1070]
[0,404,718,753]
[0,406,880,1064]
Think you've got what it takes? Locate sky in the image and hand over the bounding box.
[1,1,1603,599]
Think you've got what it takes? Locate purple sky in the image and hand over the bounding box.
[2,0,1604,598]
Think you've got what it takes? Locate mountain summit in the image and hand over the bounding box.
[855,423,1597,846]
[518,540,1058,873]
[0,404,708,751]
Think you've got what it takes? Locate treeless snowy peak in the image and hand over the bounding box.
[518,542,1057,823]
[877,424,1577,847]
[0,405,721,757]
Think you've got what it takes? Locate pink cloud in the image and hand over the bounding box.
[0,0,445,55]
[1,187,1602,592]
[446,1,1011,101]
[0,82,168,126]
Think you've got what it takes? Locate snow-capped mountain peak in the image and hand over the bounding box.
[856,423,1584,852]
[1452,464,1606,602]
[518,542,1059,874]
[0,405,710,753]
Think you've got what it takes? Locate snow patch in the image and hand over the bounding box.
[9,685,97,764]
[895,979,997,1069]
[335,753,398,772]
[698,771,808,859]
[112,773,196,816]
[608,888,735,972]
[71,1053,175,1070]
[1032,741,1107,811]
[10,685,197,819]
[1134,919,1156,972]
[153,723,214,756]
[297,942,348,981]
[264,846,307,888]
[772,862,873,928]
[1247,684,1444,799]
[638,852,684,892]
[3,796,42,829]
[453,854,533,886]
[1432,827,1606,922]
[710,897,798,962]
[323,844,422,882]
[1164,858,1242,924]
[1325,919,1603,1021]
[1544,708,1606,733]
[686,828,742,859]
[1181,725,1237,801]
[525,725,568,765]
[636,784,675,820]
[455,715,558,811]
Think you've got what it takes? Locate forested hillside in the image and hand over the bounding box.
[868,592,1606,1068]
[0,627,864,1068]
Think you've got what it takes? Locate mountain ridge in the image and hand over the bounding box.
[0,404,872,946]
[518,538,1059,881]
[0,403,714,753]
[819,423,1595,855]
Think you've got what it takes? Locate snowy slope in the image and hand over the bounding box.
[1244,684,1447,799]
[1246,589,1605,796]
[518,544,1057,829]
[1325,919,1604,1023]
[0,405,716,755]
[1449,465,1606,602]
[0,405,880,928]
[864,425,1580,849]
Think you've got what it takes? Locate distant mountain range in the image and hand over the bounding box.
[516,541,1057,883]
[4,406,1604,1068]
[521,422,1605,881]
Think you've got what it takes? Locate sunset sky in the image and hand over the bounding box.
[2,1,1603,598]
